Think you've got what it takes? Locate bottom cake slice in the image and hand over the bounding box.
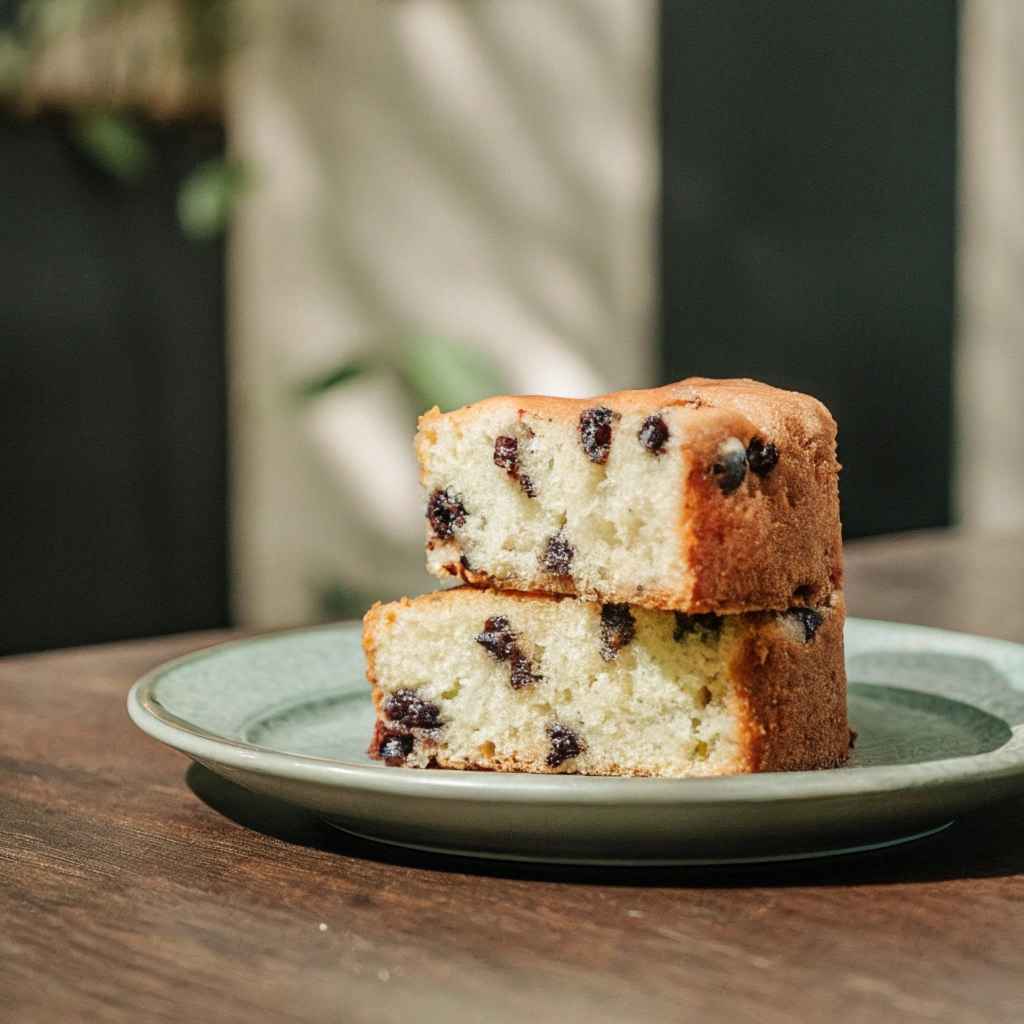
[362,588,848,777]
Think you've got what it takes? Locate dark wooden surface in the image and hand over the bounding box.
[3,530,1024,1024]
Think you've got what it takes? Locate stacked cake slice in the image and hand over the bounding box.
[363,377,849,777]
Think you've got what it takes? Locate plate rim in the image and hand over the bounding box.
[126,617,1024,806]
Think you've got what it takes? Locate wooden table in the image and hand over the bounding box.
[3,530,1024,1024]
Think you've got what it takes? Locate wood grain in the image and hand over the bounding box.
[2,532,1024,1024]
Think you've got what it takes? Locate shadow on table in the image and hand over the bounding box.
[186,763,1024,888]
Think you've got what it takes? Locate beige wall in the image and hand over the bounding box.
[229,0,657,626]
[957,1,1024,530]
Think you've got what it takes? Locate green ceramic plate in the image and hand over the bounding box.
[127,618,1024,865]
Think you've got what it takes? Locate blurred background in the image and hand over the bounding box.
[1,0,1020,655]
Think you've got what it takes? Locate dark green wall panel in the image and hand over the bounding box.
[0,114,228,653]
[660,1,957,538]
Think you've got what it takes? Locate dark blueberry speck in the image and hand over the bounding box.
[384,689,441,729]
[494,435,518,472]
[546,724,583,767]
[475,616,541,688]
[510,651,542,689]
[541,532,574,576]
[427,488,467,539]
[788,607,824,643]
[579,407,617,464]
[638,414,669,455]
[711,440,747,494]
[600,603,636,661]
[747,437,779,477]
[494,435,536,497]
[378,732,414,764]
[475,615,516,660]
[673,612,722,643]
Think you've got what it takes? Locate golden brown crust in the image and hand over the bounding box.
[728,594,849,772]
[427,754,661,777]
[361,599,386,692]
[417,376,829,430]
[416,377,842,614]
[680,381,842,613]
[362,601,386,757]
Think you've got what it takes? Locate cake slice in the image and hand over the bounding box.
[363,587,848,777]
[416,377,842,614]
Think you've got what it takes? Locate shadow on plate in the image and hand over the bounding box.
[185,762,1024,888]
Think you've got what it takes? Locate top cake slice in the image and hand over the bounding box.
[416,377,842,613]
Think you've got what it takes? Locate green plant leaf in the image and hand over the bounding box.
[399,336,504,413]
[295,359,371,402]
[73,111,151,181]
[177,158,250,241]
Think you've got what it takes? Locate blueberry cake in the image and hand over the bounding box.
[416,377,842,614]
[363,587,848,777]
